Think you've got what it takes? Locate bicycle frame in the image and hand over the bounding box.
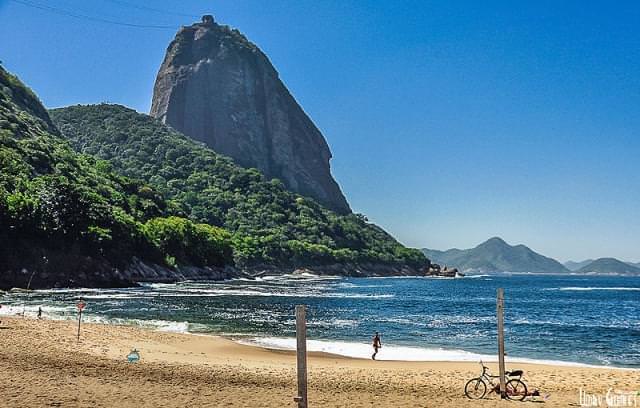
[478,362,522,393]
[479,367,502,394]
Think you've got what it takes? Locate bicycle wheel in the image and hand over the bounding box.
[505,379,528,401]
[464,378,487,399]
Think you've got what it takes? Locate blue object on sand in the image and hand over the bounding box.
[127,349,140,363]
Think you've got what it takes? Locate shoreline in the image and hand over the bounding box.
[1,306,637,371]
[234,335,639,371]
[1,316,638,407]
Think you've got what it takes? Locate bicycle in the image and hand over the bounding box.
[464,360,528,401]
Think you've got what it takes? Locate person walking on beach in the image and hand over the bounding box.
[372,332,382,360]
[37,307,42,319]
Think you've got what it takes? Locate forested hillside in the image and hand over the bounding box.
[0,66,232,289]
[51,104,427,272]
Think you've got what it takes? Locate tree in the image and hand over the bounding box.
[144,216,233,267]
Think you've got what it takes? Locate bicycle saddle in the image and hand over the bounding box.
[506,370,523,377]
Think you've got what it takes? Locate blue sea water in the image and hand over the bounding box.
[1,274,638,368]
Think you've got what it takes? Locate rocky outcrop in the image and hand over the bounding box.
[150,16,351,213]
[0,251,240,291]
[245,262,427,278]
[425,263,462,278]
[0,255,427,290]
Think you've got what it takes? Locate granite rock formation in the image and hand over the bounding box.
[151,15,350,213]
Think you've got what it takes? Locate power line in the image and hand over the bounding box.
[8,0,181,29]
[103,0,199,19]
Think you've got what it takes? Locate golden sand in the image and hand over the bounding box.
[0,317,637,407]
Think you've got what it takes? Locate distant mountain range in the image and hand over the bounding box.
[422,237,569,274]
[565,259,640,274]
[422,238,640,275]
[574,258,640,275]
[564,260,594,271]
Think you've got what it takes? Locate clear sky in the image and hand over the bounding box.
[1,0,638,262]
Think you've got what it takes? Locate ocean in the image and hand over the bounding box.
[1,274,638,368]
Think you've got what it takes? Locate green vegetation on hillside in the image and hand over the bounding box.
[144,216,232,268]
[0,66,232,280]
[51,104,427,269]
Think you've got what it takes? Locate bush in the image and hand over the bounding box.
[144,216,232,267]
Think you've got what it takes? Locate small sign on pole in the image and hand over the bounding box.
[497,288,506,399]
[293,305,308,408]
[77,299,86,342]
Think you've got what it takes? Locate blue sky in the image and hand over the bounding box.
[1,0,638,262]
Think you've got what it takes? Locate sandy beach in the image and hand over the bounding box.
[0,316,637,407]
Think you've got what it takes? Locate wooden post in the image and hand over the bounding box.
[22,269,36,318]
[294,305,308,408]
[77,308,83,342]
[497,288,506,399]
[76,299,86,342]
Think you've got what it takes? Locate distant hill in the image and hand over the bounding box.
[566,259,640,272]
[577,258,640,275]
[564,260,594,271]
[422,237,569,274]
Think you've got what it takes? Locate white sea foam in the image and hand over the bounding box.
[80,315,191,333]
[28,287,98,294]
[142,290,394,299]
[0,303,75,318]
[239,337,633,369]
[23,287,394,300]
[511,317,639,329]
[0,304,31,316]
[154,320,190,333]
[0,301,191,333]
[545,287,640,292]
[83,293,149,299]
[76,314,191,333]
[253,273,341,282]
[336,282,392,289]
[138,282,178,289]
[308,319,358,328]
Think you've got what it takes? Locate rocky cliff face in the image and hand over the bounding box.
[0,250,238,291]
[150,16,350,213]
